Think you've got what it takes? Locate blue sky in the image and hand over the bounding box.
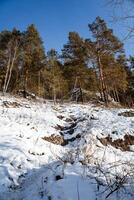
[0,0,133,56]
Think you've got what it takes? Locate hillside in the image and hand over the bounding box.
[0,95,134,200]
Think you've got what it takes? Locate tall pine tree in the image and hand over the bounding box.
[21,24,46,96]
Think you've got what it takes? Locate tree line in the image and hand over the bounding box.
[0,17,134,106]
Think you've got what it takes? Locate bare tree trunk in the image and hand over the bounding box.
[130,95,133,107]
[79,80,83,104]
[53,86,56,104]
[24,68,28,94]
[5,44,18,93]
[112,89,118,102]
[97,52,108,105]
[58,80,63,103]
[3,49,11,94]
[74,76,78,103]
[115,88,120,103]
[74,76,78,89]
[38,70,41,96]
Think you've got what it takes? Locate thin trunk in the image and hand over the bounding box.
[58,79,63,103]
[24,68,28,92]
[80,87,83,104]
[52,62,57,104]
[79,80,83,104]
[97,52,108,105]
[74,76,78,89]
[53,86,56,104]
[115,88,120,103]
[130,95,133,107]
[112,89,117,102]
[5,44,18,93]
[3,49,11,94]
[38,71,41,96]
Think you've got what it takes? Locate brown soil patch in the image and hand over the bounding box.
[42,133,81,146]
[98,134,134,151]
[42,134,67,146]
[118,111,134,117]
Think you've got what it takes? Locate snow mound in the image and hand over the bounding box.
[0,95,134,200]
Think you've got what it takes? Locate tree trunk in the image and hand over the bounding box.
[38,70,41,96]
[3,49,11,94]
[53,86,56,104]
[74,76,78,89]
[115,88,120,103]
[112,89,118,102]
[5,44,18,93]
[97,51,108,105]
[24,68,28,94]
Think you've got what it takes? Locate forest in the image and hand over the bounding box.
[0,1,134,200]
[0,16,134,106]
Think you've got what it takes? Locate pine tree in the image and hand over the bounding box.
[62,32,97,102]
[122,56,134,106]
[0,29,22,94]
[21,24,46,96]
[46,49,67,103]
[102,54,128,102]
[88,16,125,104]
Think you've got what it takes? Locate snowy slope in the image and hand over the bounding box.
[0,95,134,200]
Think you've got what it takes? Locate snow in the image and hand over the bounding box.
[0,94,134,199]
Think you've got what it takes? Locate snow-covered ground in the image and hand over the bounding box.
[0,95,134,200]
